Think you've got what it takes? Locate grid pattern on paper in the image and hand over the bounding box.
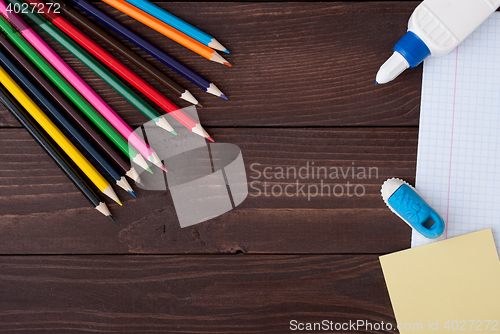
[412,13,500,255]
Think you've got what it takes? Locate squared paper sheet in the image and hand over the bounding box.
[381,229,500,333]
[413,13,500,254]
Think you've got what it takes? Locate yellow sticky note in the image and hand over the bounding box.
[380,229,500,333]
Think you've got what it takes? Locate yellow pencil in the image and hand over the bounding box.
[0,65,122,205]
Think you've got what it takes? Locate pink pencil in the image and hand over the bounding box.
[0,0,166,171]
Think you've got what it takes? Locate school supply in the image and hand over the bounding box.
[413,13,500,254]
[381,178,445,239]
[376,0,500,84]
[0,33,141,183]
[67,0,227,99]
[1,0,166,171]
[0,48,136,196]
[54,0,199,106]
[100,0,231,66]
[0,14,150,173]
[26,0,212,141]
[380,229,500,334]
[122,0,228,53]
[0,83,114,219]
[0,65,122,205]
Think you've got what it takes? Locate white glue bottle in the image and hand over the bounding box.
[376,0,500,84]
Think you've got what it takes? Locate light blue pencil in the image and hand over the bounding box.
[122,0,229,53]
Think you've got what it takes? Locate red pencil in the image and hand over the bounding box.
[26,0,212,141]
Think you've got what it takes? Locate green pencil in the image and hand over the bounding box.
[0,14,151,173]
[13,0,176,135]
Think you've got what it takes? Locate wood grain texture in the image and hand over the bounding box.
[0,2,422,128]
[0,255,397,333]
[0,3,421,331]
[0,127,415,254]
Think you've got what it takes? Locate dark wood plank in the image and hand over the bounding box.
[0,254,397,333]
[0,127,415,254]
[0,2,421,128]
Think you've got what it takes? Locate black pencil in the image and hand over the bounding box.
[0,82,114,220]
[0,47,136,197]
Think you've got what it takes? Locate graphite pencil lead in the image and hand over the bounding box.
[108,215,115,222]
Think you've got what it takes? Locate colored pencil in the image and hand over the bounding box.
[100,0,231,66]
[122,0,228,53]
[23,0,176,138]
[54,0,199,107]
[0,33,141,183]
[0,15,150,173]
[0,47,136,197]
[26,0,212,141]
[0,83,114,220]
[0,65,122,205]
[67,0,227,99]
[1,0,167,172]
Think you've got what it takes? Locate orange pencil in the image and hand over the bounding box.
[100,0,231,66]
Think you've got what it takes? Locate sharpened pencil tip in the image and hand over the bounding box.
[108,215,115,222]
[196,103,203,108]
[128,190,137,198]
[117,201,123,206]
[147,167,153,174]
[220,94,228,100]
[207,136,214,142]
[224,62,232,67]
[375,81,379,84]
[137,180,145,187]
[161,165,167,173]
[171,130,177,136]
[222,50,230,54]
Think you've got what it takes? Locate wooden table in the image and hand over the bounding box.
[0,2,422,332]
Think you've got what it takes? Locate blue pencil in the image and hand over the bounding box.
[66,0,227,100]
[122,0,228,53]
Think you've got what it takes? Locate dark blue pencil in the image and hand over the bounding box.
[66,0,227,100]
[0,48,136,197]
